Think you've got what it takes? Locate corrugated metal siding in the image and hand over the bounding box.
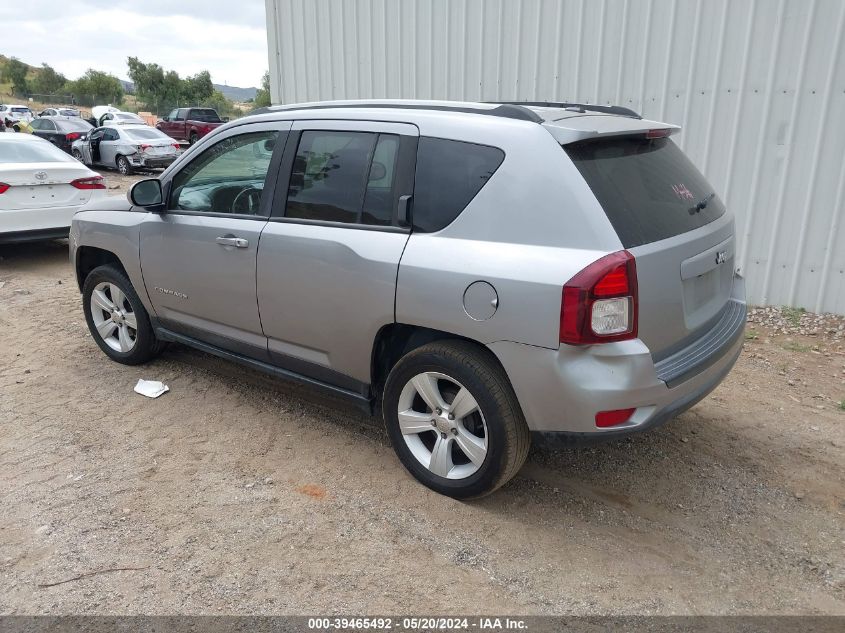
[266,0,845,314]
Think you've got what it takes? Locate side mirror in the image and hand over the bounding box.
[129,178,164,209]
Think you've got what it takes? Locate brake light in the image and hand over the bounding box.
[139,144,151,152]
[596,408,636,428]
[0,183,9,194]
[645,128,672,139]
[65,132,81,142]
[172,143,180,150]
[70,176,106,190]
[560,250,638,345]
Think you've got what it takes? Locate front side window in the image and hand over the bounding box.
[175,109,188,121]
[170,131,278,215]
[286,130,401,226]
[167,109,178,121]
[412,137,504,232]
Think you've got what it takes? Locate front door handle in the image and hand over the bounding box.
[216,236,249,248]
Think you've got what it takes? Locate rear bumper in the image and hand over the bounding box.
[128,154,177,169]
[489,274,746,438]
[0,205,80,237]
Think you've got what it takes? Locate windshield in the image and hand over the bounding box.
[0,139,77,163]
[191,109,221,123]
[11,107,31,114]
[565,136,726,248]
[124,127,169,141]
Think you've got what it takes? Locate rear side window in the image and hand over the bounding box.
[412,137,504,232]
[565,137,726,248]
[286,130,402,226]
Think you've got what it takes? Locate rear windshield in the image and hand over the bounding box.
[56,119,92,132]
[124,127,168,140]
[0,139,76,164]
[12,107,31,114]
[191,109,221,122]
[565,137,725,248]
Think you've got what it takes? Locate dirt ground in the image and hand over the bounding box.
[0,232,843,615]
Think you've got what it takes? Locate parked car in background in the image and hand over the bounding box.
[0,133,105,243]
[100,111,147,126]
[31,116,94,154]
[157,107,224,144]
[72,125,182,174]
[39,107,81,118]
[90,105,120,126]
[1,104,35,127]
[69,99,745,498]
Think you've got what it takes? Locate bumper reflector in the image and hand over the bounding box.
[595,408,636,428]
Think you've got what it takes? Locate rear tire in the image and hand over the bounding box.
[82,264,165,365]
[116,155,132,175]
[189,132,198,145]
[382,340,530,499]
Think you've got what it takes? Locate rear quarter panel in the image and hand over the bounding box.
[396,120,623,350]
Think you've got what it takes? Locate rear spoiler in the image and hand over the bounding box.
[542,117,681,145]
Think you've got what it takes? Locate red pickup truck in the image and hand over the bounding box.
[156,107,226,144]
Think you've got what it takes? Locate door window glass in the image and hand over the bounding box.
[175,109,187,121]
[167,109,178,121]
[170,131,278,215]
[286,130,401,226]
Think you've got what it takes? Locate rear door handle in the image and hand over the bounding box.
[216,236,249,248]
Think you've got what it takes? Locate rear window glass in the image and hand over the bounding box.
[0,139,76,164]
[565,137,725,248]
[56,119,93,132]
[191,109,222,122]
[412,137,504,232]
[124,127,168,140]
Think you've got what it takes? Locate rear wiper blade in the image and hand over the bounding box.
[689,192,716,214]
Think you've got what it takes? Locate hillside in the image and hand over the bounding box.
[120,80,257,102]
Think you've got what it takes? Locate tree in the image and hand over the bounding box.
[254,71,271,108]
[182,70,214,104]
[201,89,237,118]
[66,69,123,107]
[2,57,29,96]
[31,63,67,97]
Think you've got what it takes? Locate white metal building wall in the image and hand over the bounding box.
[266,0,845,314]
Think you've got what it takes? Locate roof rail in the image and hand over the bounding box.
[249,101,544,123]
[490,101,642,119]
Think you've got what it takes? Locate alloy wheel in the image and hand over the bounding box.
[89,282,138,353]
[397,372,488,480]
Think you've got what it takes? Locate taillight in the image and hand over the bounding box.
[645,128,672,139]
[65,132,81,142]
[139,144,151,152]
[70,176,106,190]
[0,182,9,194]
[596,408,636,428]
[172,143,180,150]
[560,250,638,345]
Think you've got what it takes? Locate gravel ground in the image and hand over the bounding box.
[0,239,843,615]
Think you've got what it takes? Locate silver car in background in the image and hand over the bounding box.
[72,125,182,174]
[69,100,745,498]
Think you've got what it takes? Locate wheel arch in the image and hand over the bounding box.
[75,246,129,292]
[370,323,509,400]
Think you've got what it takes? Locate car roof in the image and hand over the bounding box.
[244,99,679,145]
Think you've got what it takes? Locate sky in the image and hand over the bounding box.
[1,0,268,88]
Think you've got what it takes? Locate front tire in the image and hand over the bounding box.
[72,148,83,162]
[82,264,165,365]
[383,341,530,499]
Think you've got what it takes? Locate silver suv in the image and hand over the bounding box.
[70,100,745,498]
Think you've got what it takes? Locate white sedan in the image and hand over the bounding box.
[0,134,106,243]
